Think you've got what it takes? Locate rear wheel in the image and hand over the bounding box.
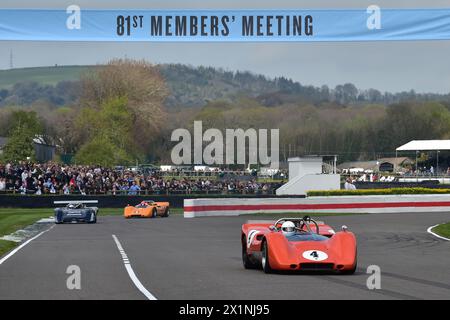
[163,208,170,217]
[261,240,273,274]
[151,208,157,218]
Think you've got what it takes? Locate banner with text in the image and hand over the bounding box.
[1,8,450,42]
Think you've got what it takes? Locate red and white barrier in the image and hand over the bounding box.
[184,194,450,218]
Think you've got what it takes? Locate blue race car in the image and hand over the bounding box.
[54,201,98,224]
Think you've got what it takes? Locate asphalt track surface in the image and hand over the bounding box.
[1,211,450,300]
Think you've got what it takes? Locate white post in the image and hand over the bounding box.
[395,150,397,173]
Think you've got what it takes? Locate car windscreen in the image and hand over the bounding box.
[287,232,329,242]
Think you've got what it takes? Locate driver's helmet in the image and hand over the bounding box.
[281,221,296,236]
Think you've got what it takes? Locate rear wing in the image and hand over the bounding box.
[53,200,98,205]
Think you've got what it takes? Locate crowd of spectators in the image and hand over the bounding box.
[0,162,281,195]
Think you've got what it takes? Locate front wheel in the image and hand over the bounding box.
[340,248,357,275]
[340,259,357,275]
[261,241,273,274]
[242,239,258,269]
[152,208,157,218]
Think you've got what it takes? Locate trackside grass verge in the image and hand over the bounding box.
[432,222,450,239]
[308,188,450,197]
[0,240,18,258]
[0,208,183,257]
[0,209,52,258]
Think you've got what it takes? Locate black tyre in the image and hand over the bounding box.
[88,211,97,224]
[152,208,157,218]
[54,212,62,224]
[340,259,357,275]
[340,248,357,275]
[242,238,258,269]
[261,240,273,274]
[163,208,170,217]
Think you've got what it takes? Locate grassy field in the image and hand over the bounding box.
[432,222,450,239]
[0,207,183,257]
[0,65,89,89]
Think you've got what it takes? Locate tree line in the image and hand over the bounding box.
[1,63,450,109]
[1,59,450,166]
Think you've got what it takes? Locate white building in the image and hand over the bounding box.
[276,156,340,196]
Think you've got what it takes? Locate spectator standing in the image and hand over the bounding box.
[344,178,357,190]
[0,178,6,192]
[128,181,141,195]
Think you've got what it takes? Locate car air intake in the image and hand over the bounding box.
[300,263,334,271]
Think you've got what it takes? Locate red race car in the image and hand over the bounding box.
[241,216,357,274]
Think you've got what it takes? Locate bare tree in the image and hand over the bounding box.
[80,59,169,151]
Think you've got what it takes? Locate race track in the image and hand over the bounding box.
[1,212,449,300]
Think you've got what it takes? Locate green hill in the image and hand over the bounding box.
[0,64,448,108]
[0,65,90,89]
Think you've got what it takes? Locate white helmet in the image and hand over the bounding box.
[281,221,296,236]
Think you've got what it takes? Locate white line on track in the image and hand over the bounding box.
[427,224,450,241]
[112,234,157,300]
[0,225,55,265]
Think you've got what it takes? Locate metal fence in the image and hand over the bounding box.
[0,188,276,196]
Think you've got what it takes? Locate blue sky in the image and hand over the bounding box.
[0,0,449,93]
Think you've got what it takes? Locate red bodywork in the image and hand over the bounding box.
[241,218,357,273]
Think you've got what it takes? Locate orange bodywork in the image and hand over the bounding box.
[241,220,357,273]
[124,201,170,218]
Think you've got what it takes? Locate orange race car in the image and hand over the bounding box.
[241,216,357,274]
[124,200,170,218]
